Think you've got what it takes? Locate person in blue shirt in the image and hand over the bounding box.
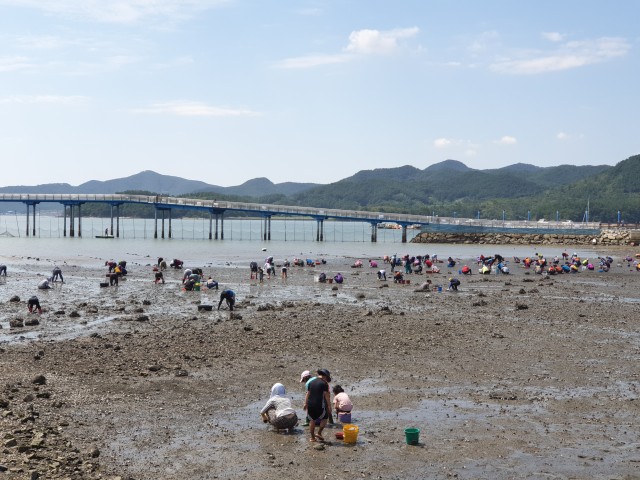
[218,290,236,311]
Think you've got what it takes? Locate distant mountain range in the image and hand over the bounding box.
[0,170,318,197]
[1,155,639,222]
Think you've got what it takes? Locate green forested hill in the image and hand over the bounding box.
[284,155,637,222]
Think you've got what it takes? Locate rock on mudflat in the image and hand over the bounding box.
[9,319,24,328]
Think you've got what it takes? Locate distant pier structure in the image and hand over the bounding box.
[0,193,602,242]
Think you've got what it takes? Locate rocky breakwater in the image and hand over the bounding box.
[411,228,640,245]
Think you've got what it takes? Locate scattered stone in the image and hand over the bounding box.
[175,370,188,377]
[9,295,20,302]
[32,375,46,385]
[24,318,40,326]
[518,288,526,294]
[516,303,529,310]
[148,365,162,372]
[54,310,66,315]
[69,311,81,318]
[489,392,518,401]
[136,315,149,322]
[10,319,24,328]
[142,300,151,305]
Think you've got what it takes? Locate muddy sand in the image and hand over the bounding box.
[1,248,639,479]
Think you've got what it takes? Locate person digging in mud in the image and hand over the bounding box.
[109,272,119,286]
[304,369,332,442]
[0,264,6,276]
[206,276,219,290]
[38,277,52,290]
[28,296,42,314]
[51,266,64,282]
[448,277,461,291]
[218,290,235,311]
[154,271,165,284]
[414,279,432,292]
[260,383,298,432]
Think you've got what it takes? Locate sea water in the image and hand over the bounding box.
[0,214,605,265]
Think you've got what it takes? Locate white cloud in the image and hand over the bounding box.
[465,149,477,157]
[541,32,565,42]
[275,27,419,69]
[131,101,261,117]
[274,53,351,69]
[434,138,452,148]
[0,55,33,72]
[345,27,419,55]
[494,135,517,145]
[0,95,89,105]
[0,0,230,24]
[556,132,569,140]
[491,36,630,75]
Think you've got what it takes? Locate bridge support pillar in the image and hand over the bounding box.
[371,222,378,242]
[168,209,172,238]
[214,214,219,240]
[401,225,407,243]
[161,210,165,239]
[316,219,324,241]
[77,204,82,238]
[263,216,272,241]
[268,216,271,241]
[69,205,75,237]
[220,213,224,240]
[25,203,38,237]
[25,204,32,237]
[209,211,213,240]
[154,208,158,239]
[63,205,67,237]
[110,205,114,236]
[116,205,120,238]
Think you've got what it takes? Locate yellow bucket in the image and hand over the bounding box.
[343,424,359,444]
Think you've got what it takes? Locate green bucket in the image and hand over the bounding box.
[405,427,420,445]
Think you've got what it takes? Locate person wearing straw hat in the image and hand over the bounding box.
[304,369,332,442]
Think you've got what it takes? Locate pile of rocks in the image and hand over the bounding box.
[411,228,639,246]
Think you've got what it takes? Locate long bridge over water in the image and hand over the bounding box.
[0,193,601,243]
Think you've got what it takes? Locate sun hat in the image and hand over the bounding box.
[300,370,311,382]
[317,369,331,382]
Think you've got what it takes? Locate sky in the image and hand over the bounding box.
[0,0,638,188]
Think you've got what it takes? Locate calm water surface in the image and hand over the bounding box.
[0,215,603,265]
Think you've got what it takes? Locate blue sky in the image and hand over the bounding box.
[1,0,638,187]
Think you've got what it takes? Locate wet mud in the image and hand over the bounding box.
[1,248,639,479]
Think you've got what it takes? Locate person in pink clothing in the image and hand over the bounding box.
[332,385,353,414]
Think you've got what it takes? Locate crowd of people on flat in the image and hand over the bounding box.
[260,369,354,443]
[3,247,639,319]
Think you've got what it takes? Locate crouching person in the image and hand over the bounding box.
[218,289,236,311]
[28,296,42,314]
[260,383,298,432]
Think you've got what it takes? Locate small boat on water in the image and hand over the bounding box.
[95,235,115,239]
